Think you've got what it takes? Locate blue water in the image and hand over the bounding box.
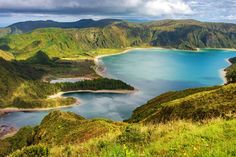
[1,49,236,128]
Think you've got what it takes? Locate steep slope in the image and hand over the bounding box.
[0,26,129,59]
[128,83,236,123]
[1,19,236,60]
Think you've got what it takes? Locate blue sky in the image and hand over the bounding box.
[0,0,236,27]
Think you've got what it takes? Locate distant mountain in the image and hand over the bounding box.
[7,19,123,33]
[1,19,236,59]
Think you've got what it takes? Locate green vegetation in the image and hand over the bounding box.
[128,83,236,123]
[127,86,221,123]
[226,57,236,83]
[0,57,74,108]
[1,19,236,60]
[0,50,14,60]
[58,78,134,91]
[0,110,235,157]
[1,19,236,157]
[0,28,11,38]
[23,51,99,81]
[0,55,133,109]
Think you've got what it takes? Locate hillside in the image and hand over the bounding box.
[0,56,133,109]
[0,58,75,108]
[1,19,236,59]
[127,83,236,123]
[0,110,235,157]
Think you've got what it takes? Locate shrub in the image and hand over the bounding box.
[9,145,49,157]
[117,125,150,144]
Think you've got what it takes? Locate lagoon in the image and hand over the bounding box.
[1,48,236,128]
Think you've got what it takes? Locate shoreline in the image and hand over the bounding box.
[50,77,92,84]
[1,47,235,115]
[0,101,80,116]
[94,47,165,77]
[93,47,236,85]
[49,89,136,99]
[0,89,136,115]
[219,58,232,85]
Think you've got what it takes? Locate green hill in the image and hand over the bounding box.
[0,110,235,157]
[1,19,236,59]
[0,58,75,108]
[128,83,236,123]
[0,57,133,109]
[24,50,54,65]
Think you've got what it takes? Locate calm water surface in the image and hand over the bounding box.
[1,49,236,128]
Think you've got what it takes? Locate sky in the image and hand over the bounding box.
[0,0,236,27]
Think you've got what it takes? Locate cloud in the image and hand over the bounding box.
[0,0,192,16]
[0,0,235,25]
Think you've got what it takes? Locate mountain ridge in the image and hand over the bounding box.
[1,19,236,59]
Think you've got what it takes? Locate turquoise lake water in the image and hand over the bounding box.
[1,49,236,128]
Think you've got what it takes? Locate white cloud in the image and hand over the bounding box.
[226,15,236,20]
[140,0,193,16]
[0,0,192,16]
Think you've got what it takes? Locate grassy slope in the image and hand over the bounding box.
[0,110,235,157]
[24,51,99,80]
[0,55,133,109]
[128,83,236,123]
[0,50,14,60]
[0,57,76,109]
[1,20,236,60]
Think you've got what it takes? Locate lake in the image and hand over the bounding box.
[1,48,236,128]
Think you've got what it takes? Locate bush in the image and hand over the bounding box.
[9,145,49,157]
[117,125,150,144]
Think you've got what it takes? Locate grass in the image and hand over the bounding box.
[0,50,14,60]
[1,110,235,157]
[127,83,236,124]
[133,84,236,123]
[127,86,220,123]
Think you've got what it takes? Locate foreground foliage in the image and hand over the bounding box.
[0,110,235,157]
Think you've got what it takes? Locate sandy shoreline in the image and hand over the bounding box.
[219,58,233,85]
[50,77,92,84]
[94,47,165,77]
